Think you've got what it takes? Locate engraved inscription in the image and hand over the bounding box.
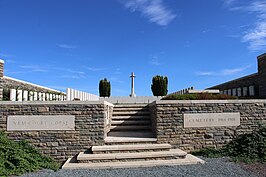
[7,115,75,131]
[184,113,240,128]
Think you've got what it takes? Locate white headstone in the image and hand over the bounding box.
[237,88,242,97]
[70,89,74,101]
[46,93,50,101]
[29,91,34,101]
[74,90,78,100]
[249,85,255,96]
[66,88,71,101]
[23,90,28,101]
[10,89,16,101]
[232,88,237,96]
[17,90,23,101]
[33,92,38,101]
[38,92,42,101]
[49,93,53,101]
[243,87,248,97]
[42,93,46,101]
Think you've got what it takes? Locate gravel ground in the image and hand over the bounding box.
[20,158,259,177]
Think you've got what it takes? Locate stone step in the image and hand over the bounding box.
[107,131,154,138]
[91,144,171,154]
[110,125,151,131]
[62,154,205,169]
[77,149,187,162]
[105,136,157,144]
[111,120,151,125]
[112,111,150,115]
[113,107,149,111]
[112,115,150,120]
[114,104,149,108]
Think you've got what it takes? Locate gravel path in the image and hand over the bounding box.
[20,158,258,177]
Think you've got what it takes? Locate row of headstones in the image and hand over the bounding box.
[66,88,99,101]
[220,85,255,97]
[173,87,194,95]
[9,89,66,101]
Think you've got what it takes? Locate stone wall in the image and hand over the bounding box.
[258,53,266,98]
[150,100,266,152]
[208,73,259,97]
[0,101,113,163]
[208,53,266,98]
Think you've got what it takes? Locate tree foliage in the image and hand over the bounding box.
[99,78,111,97]
[151,75,168,96]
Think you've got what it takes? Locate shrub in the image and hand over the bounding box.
[192,125,266,163]
[0,131,59,176]
[99,78,111,97]
[162,93,237,100]
[151,75,168,96]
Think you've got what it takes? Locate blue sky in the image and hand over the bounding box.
[0,0,266,96]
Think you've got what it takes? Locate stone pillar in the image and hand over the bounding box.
[258,53,266,98]
[0,59,4,101]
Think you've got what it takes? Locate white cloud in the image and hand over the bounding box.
[225,0,266,51]
[149,59,160,66]
[149,53,162,65]
[57,44,77,49]
[59,75,86,79]
[196,72,214,76]
[242,1,266,51]
[19,65,48,72]
[224,0,237,6]
[86,67,104,72]
[123,0,176,26]
[196,65,251,76]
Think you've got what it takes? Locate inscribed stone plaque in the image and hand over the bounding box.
[7,115,75,131]
[184,113,240,128]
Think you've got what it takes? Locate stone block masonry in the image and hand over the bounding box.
[150,100,266,152]
[258,53,266,98]
[0,101,113,163]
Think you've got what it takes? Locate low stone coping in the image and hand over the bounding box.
[0,101,114,106]
[155,99,266,104]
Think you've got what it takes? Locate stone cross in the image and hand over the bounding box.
[130,72,136,97]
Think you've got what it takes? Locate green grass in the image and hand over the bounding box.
[0,131,59,177]
[192,125,266,163]
[162,93,237,100]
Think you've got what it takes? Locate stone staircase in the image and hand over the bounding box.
[62,104,204,169]
[110,104,152,132]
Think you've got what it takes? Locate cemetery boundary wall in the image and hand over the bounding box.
[0,99,266,164]
[0,101,113,163]
[150,100,266,152]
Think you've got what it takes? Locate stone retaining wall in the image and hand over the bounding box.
[0,101,113,163]
[150,100,266,152]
